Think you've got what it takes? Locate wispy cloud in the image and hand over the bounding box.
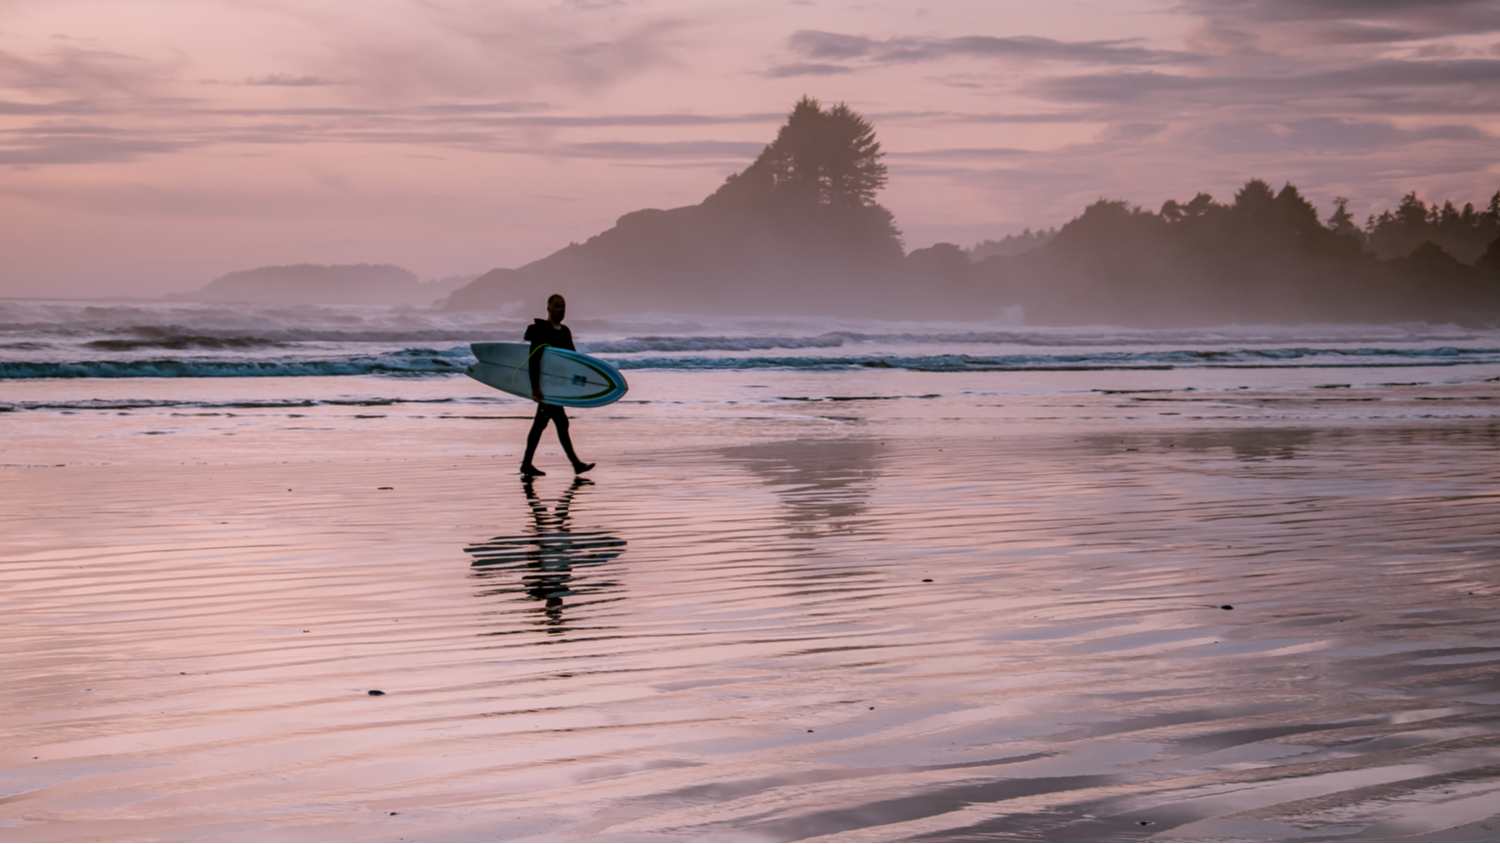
[0,97,784,167]
[887,146,1033,160]
[0,44,182,98]
[0,133,191,166]
[1097,122,1168,142]
[1034,59,1500,116]
[764,62,852,78]
[563,140,764,159]
[1184,117,1492,154]
[0,98,97,115]
[242,73,335,87]
[466,112,783,128]
[1181,0,1500,48]
[936,110,1108,124]
[303,9,694,102]
[775,29,1205,76]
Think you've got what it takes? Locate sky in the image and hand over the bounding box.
[2,0,1499,299]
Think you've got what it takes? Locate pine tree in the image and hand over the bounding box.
[1327,197,1362,242]
[704,95,903,260]
[756,96,888,209]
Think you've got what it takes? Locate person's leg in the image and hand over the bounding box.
[521,404,550,474]
[551,407,593,473]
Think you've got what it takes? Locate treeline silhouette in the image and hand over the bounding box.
[445,97,1500,326]
[968,227,1058,261]
[954,181,1500,325]
[1361,192,1500,263]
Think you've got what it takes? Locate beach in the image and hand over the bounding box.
[3,358,1499,841]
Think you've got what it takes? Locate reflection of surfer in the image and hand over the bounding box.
[465,475,625,634]
[524,474,588,533]
[521,475,588,624]
[521,294,594,477]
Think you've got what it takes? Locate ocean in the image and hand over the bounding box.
[4,297,1498,386]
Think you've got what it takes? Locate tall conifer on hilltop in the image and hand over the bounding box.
[710,95,902,258]
[757,96,888,208]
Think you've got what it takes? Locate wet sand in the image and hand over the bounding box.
[3,375,1500,841]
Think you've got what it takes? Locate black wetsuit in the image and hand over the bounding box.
[521,319,583,469]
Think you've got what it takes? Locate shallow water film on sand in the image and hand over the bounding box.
[3,303,1500,841]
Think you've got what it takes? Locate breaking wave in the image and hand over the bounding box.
[0,347,472,379]
[2,344,1497,379]
[4,300,1498,379]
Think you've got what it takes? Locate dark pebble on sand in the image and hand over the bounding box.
[368,690,385,696]
[1221,605,1233,610]
[922,578,933,583]
[807,729,814,733]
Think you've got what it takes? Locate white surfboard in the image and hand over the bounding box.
[466,342,628,408]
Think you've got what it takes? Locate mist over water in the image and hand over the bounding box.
[3,299,1498,386]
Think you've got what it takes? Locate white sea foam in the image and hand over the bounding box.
[3,299,1498,387]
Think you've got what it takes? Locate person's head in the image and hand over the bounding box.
[546,294,566,324]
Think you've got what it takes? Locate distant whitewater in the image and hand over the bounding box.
[2,299,1499,381]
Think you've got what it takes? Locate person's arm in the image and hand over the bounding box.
[528,343,544,402]
[525,324,544,402]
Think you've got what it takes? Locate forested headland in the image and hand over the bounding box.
[964,183,1500,326]
[443,97,1500,326]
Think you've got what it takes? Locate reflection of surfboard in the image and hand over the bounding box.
[466,342,628,408]
[465,532,626,569]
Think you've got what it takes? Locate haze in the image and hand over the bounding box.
[2,0,1498,300]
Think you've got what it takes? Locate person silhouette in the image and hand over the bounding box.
[518,475,590,626]
[520,294,594,477]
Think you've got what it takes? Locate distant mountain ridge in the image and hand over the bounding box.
[169,264,475,306]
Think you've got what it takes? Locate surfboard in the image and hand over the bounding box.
[466,342,628,408]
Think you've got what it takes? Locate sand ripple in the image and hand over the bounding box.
[2,423,1498,841]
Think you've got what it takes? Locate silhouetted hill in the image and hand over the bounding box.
[445,98,1500,326]
[168,264,477,306]
[418,274,481,304]
[447,197,906,316]
[447,97,910,317]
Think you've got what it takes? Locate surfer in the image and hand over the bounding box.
[520,294,594,477]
